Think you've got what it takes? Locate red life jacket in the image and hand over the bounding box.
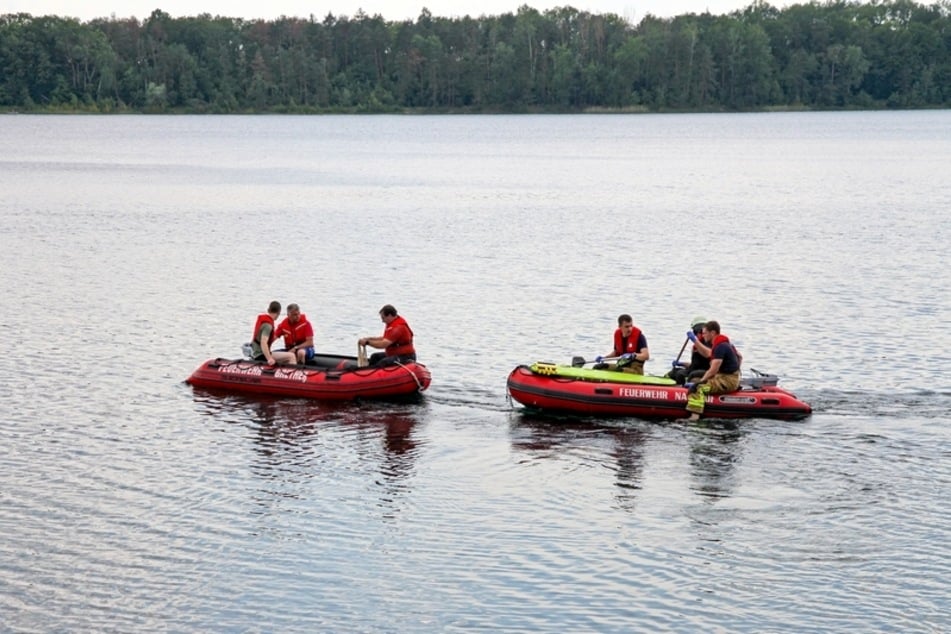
[276,314,314,348]
[613,326,643,356]
[252,313,276,345]
[384,316,416,357]
[710,334,740,373]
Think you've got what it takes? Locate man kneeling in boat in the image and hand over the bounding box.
[685,320,742,420]
[594,314,650,374]
[358,304,417,367]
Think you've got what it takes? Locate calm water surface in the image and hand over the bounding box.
[1,112,949,631]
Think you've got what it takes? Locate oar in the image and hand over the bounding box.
[673,336,690,365]
[357,343,368,368]
[572,355,621,367]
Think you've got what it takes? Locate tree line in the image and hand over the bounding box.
[1,0,948,113]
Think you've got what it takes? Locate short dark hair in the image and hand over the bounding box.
[704,320,721,334]
[287,303,300,313]
[617,314,632,326]
[268,300,281,314]
[379,304,398,317]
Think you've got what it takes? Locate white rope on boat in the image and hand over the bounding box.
[394,360,424,391]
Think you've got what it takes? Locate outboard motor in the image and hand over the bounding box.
[741,368,780,389]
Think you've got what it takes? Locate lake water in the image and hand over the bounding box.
[1,111,948,632]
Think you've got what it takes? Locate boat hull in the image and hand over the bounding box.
[507,365,811,420]
[187,355,431,401]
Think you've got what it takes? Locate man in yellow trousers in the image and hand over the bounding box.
[685,320,742,420]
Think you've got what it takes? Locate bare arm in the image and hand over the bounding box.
[359,336,393,349]
[291,335,314,353]
[260,331,276,365]
[693,340,711,358]
[699,358,723,383]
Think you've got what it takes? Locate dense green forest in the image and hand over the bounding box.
[1,0,948,113]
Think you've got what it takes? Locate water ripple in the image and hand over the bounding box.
[3,112,950,632]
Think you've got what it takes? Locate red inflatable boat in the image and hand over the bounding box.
[507,362,811,420]
[187,353,431,401]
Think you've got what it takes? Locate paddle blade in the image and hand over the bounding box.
[357,343,368,368]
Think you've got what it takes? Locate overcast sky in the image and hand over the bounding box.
[2,1,797,22]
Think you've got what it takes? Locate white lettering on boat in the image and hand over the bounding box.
[719,395,757,405]
[619,387,666,399]
[274,368,308,383]
[219,364,263,377]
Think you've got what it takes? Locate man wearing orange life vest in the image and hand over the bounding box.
[594,314,650,374]
[358,304,417,367]
[685,320,742,420]
[274,303,315,365]
[250,301,295,366]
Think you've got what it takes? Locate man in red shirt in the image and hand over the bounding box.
[274,303,315,365]
[358,304,417,366]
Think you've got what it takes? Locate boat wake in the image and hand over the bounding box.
[793,387,950,420]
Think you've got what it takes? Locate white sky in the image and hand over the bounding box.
[1,1,797,23]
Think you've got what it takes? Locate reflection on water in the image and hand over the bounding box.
[191,390,425,522]
[510,414,755,513]
[686,422,745,502]
[611,427,648,512]
[510,414,650,511]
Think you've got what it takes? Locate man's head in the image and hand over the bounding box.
[287,303,301,323]
[379,304,398,323]
[617,314,634,337]
[690,315,706,335]
[702,320,721,342]
[268,300,281,316]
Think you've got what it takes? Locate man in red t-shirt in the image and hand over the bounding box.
[358,304,417,366]
[274,303,315,365]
